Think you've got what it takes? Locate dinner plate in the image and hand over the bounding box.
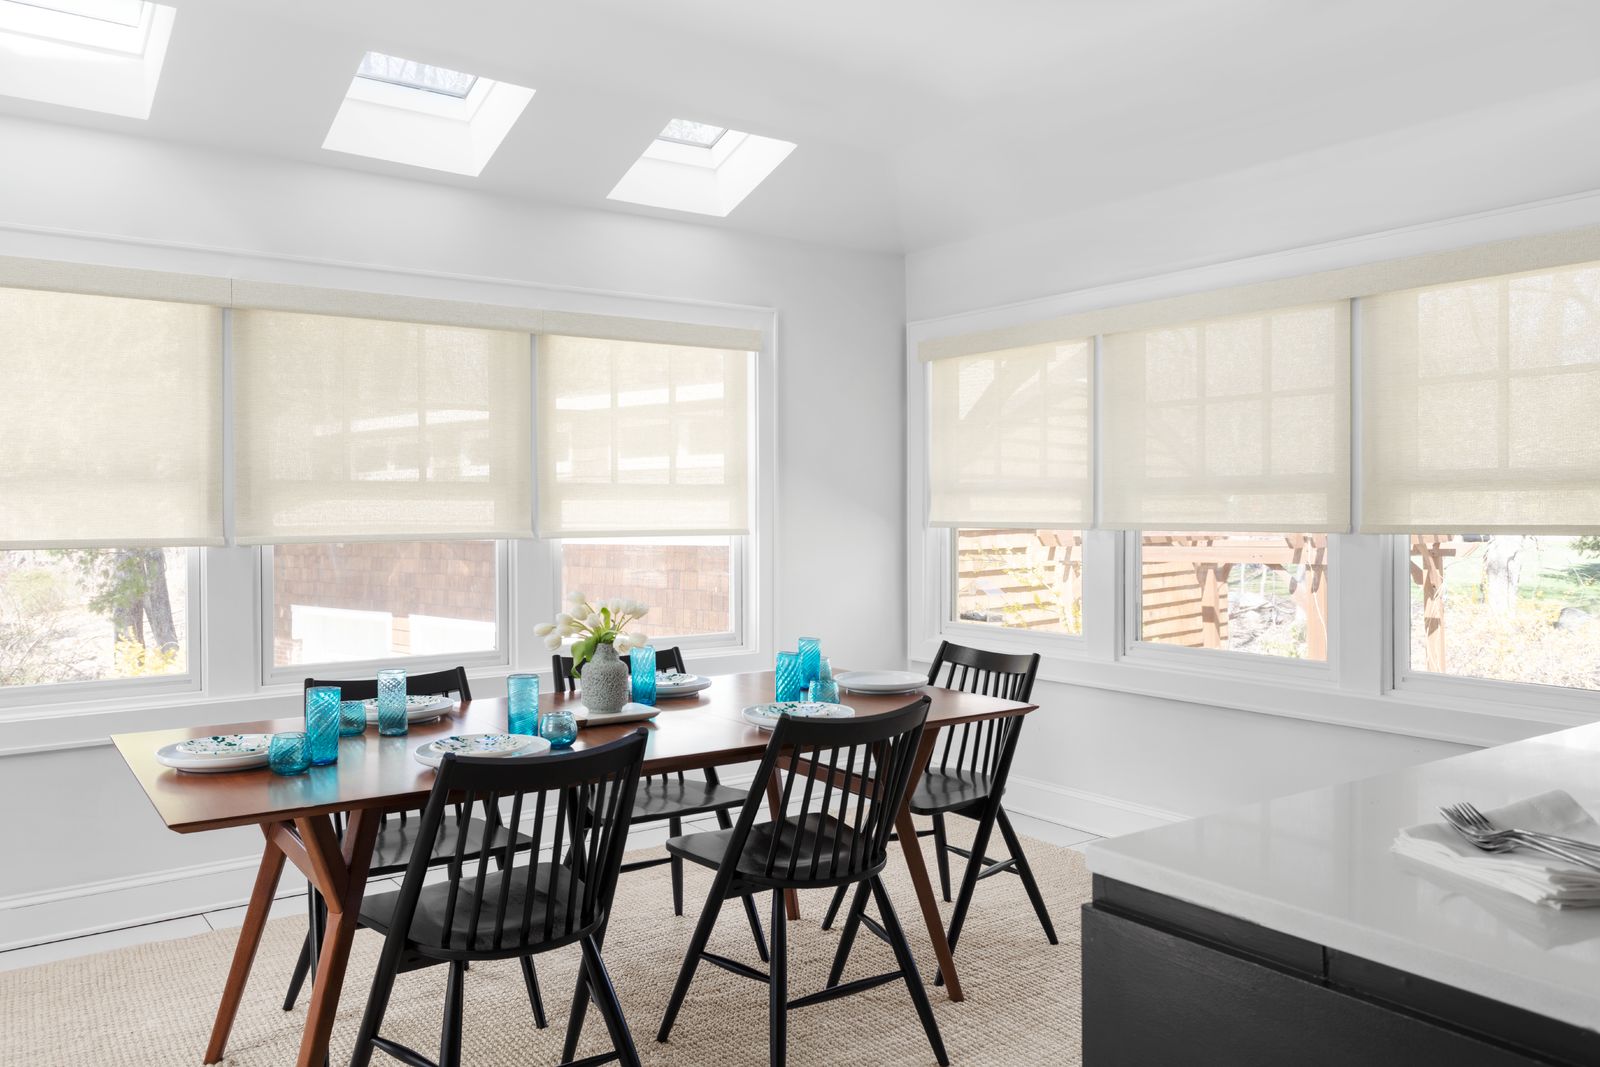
[576,702,662,726]
[156,735,272,773]
[414,733,551,768]
[363,695,456,725]
[835,670,928,695]
[655,672,712,698]
[742,701,856,731]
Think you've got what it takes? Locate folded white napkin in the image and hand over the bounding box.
[1393,790,1600,908]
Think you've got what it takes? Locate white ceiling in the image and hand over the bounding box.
[4,0,1600,254]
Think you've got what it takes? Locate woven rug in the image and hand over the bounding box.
[0,826,1088,1066]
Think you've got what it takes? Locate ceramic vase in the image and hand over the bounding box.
[580,641,630,715]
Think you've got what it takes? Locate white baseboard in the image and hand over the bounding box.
[1002,774,1187,838]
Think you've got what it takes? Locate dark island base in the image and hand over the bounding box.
[1082,876,1600,1067]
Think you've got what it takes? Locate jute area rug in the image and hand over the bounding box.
[0,826,1090,1066]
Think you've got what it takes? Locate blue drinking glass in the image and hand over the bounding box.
[376,668,408,737]
[631,644,657,706]
[339,699,366,737]
[540,709,578,749]
[268,732,310,776]
[304,686,340,766]
[775,651,805,702]
[507,673,540,736]
[798,637,822,685]
[810,658,840,704]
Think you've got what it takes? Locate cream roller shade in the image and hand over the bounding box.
[0,287,223,547]
[232,310,532,543]
[927,339,1092,528]
[1101,302,1351,531]
[1362,260,1600,533]
[537,335,751,537]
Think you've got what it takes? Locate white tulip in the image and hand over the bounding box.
[544,634,563,650]
[634,605,649,618]
[632,632,648,647]
[614,634,633,651]
[567,590,586,605]
[533,622,555,637]
[585,613,603,628]
[625,598,644,615]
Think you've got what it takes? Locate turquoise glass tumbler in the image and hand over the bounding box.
[798,637,822,684]
[810,659,839,704]
[377,668,408,736]
[507,673,540,736]
[268,732,310,776]
[775,651,805,702]
[338,700,366,737]
[305,686,340,766]
[540,709,578,749]
[631,645,657,706]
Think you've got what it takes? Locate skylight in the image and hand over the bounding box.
[658,119,727,148]
[356,51,478,99]
[0,0,174,118]
[323,51,535,177]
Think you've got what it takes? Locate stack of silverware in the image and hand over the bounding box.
[1392,790,1600,907]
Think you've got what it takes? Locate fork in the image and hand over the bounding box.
[1439,806,1600,873]
[1451,801,1600,856]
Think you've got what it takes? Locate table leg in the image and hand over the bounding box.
[205,832,287,1063]
[765,769,801,920]
[894,728,964,1002]
[295,809,381,1067]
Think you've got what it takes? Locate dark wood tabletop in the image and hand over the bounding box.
[112,670,1035,835]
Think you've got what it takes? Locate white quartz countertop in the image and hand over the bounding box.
[1086,720,1600,1033]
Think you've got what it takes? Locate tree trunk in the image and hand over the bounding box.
[138,549,180,652]
[110,551,144,646]
[1483,536,1527,617]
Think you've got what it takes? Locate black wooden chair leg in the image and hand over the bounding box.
[439,960,465,1067]
[519,954,548,1028]
[582,934,642,1067]
[769,889,789,1067]
[819,883,849,930]
[669,816,685,916]
[871,875,950,1067]
[826,880,873,988]
[931,813,952,902]
[658,874,734,1043]
[282,933,311,1011]
[740,891,770,962]
[935,800,1001,987]
[348,911,408,1067]
[995,806,1058,944]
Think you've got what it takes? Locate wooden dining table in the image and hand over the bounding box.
[112,670,1036,1067]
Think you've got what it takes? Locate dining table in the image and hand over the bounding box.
[112,669,1037,1067]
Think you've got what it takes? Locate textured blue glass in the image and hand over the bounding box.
[305,686,340,766]
[339,700,366,737]
[809,676,840,704]
[540,709,578,749]
[268,732,310,776]
[775,651,805,702]
[377,669,408,736]
[507,673,540,736]
[798,637,821,685]
[630,645,657,706]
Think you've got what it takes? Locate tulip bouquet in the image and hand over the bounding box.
[534,592,650,676]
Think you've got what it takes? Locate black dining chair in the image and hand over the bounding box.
[552,647,763,954]
[283,666,548,1031]
[349,729,649,1067]
[821,640,1056,982]
[653,696,948,1067]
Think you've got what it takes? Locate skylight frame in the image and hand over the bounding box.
[355,51,479,100]
[609,123,796,218]
[11,0,143,27]
[0,0,173,117]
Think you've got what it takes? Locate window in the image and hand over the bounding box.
[0,547,191,690]
[1405,535,1600,691]
[609,124,796,217]
[268,540,503,670]
[954,529,1082,636]
[560,537,737,641]
[356,51,478,98]
[1136,532,1330,660]
[17,0,143,26]
[658,119,728,148]
[0,0,174,119]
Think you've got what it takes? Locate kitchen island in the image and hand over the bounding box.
[1082,720,1600,1065]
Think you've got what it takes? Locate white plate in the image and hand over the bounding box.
[742,701,856,731]
[655,673,712,698]
[577,702,662,726]
[414,733,551,768]
[363,695,455,725]
[835,670,928,695]
[156,736,272,774]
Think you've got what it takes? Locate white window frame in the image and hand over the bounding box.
[0,547,205,713]
[257,540,512,687]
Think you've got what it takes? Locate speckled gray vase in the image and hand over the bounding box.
[580,642,630,715]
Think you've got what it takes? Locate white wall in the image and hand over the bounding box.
[0,116,905,945]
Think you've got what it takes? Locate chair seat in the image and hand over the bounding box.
[632,777,748,823]
[360,863,590,958]
[369,813,532,877]
[666,813,868,889]
[908,769,994,816]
